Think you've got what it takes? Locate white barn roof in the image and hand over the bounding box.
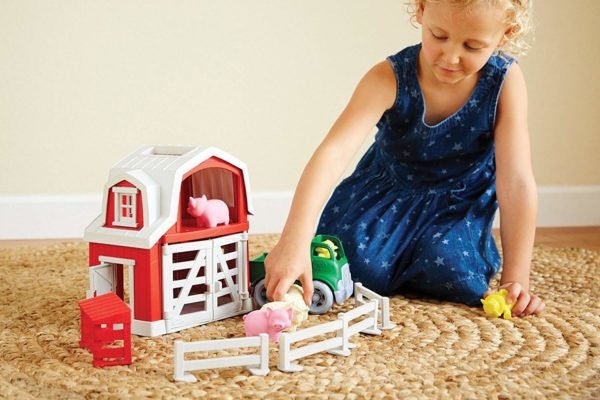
[84,145,254,249]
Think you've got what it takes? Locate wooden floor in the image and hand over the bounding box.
[531,227,600,251]
[0,227,599,251]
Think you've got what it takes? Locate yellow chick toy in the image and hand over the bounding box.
[314,239,338,259]
[481,289,515,320]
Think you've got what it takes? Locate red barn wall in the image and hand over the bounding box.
[89,242,162,322]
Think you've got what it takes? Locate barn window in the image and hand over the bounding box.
[112,186,138,228]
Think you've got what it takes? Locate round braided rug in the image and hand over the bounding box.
[1,235,599,399]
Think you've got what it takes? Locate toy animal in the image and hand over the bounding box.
[314,239,338,259]
[261,284,309,331]
[187,195,230,228]
[481,289,515,320]
[243,307,293,342]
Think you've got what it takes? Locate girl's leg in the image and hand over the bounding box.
[407,221,499,306]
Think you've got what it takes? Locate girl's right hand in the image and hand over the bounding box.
[484,282,545,317]
[264,237,314,306]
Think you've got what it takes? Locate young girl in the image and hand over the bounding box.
[265,0,545,317]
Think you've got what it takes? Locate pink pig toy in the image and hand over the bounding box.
[243,307,293,343]
[187,195,230,228]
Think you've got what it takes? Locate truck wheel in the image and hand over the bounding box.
[310,281,335,315]
[252,279,268,308]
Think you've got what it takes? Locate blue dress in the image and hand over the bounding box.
[317,44,515,306]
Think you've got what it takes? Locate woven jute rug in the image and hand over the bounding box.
[1,235,599,399]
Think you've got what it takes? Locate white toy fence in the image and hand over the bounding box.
[173,333,270,381]
[173,284,397,379]
[354,282,396,330]
[278,299,381,372]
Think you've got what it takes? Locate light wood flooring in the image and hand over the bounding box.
[0,227,599,251]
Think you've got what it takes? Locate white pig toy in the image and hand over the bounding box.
[187,195,230,228]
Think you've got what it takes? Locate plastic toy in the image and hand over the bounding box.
[187,195,230,228]
[83,145,254,337]
[79,292,132,367]
[243,307,293,342]
[173,282,394,380]
[354,282,396,330]
[481,289,514,320]
[261,284,309,331]
[278,298,381,372]
[251,234,354,314]
[174,334,270,380]
[314,239,338,259]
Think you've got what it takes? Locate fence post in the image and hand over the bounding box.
[380,296,396,330]
[327,313,352,357]
[360,299,382,336]
[354,282,365,305]
[173,340,197,383]
[354,282,396,331]
[278,332,304,372]
[247,334,270,376]
[278,333,290,372]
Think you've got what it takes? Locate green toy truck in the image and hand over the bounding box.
[250,234,354,314]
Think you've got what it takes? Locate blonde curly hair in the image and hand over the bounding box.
[406,0,533,56]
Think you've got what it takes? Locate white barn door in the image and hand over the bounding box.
[162,241,213,333]
[87,263,114,298]
[162,233,251,333]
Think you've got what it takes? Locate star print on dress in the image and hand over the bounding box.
[453,143,463,152]
[468,99,479,108]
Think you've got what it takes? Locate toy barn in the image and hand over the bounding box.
[83,145,254,336]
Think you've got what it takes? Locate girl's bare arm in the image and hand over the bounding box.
[491,63,544,316]
[265,60,397,304]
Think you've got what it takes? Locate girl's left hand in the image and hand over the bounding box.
[484,282,545,317]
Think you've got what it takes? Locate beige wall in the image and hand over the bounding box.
[1,0,598,196]
[520,0,600,185]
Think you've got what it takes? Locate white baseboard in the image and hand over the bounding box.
[1,186,599,240]
[532,186,600,227]
[0,194,103,240]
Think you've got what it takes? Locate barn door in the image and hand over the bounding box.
[87,263,115,298]
[162,240,213,333]
[212,234,244,319]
